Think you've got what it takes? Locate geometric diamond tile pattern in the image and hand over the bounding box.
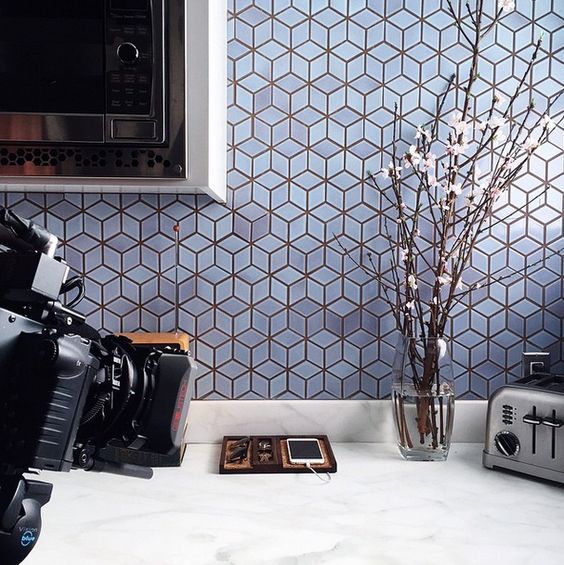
[2,1,562,399]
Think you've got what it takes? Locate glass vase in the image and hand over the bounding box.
[391,336,455,461]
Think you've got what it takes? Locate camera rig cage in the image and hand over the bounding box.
[0,209,196,564]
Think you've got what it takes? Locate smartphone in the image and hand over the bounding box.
[287,438,325,464]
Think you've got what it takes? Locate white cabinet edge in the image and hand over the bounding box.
[183,0,228,203]
[206,0,228,203]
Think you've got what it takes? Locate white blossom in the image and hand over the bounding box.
[415,125,432,142]
[541,114,556,132]
[442,182,462,196]
[446,142,466,156]
[449,111,463,126]
[437,273,452,286]
[490,186,503,201]
[422,153,436,171]
[489,116,507,129]
[493,92,506,106]
[407,274,418,289]
[498,0,515,12]
[502,156,517,171]
[455,121,469,136]
[404,145,421,167]
[478,119,489,132]
[381,161,402,178]
[448,111,469,136]
[437,199,450,211]
[405,300,415,311]
[522,136,539,153]
[427,174,439,187]
[400,247,408,262]
[493,131,507,145]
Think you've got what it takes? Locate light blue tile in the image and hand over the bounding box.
[12,0,561,400]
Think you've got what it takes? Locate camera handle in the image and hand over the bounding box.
[0,208,59,257]
[0,474,52,565]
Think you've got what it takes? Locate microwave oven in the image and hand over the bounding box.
[0,0,186,180]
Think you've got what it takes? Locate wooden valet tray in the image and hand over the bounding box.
[219,435,337,474]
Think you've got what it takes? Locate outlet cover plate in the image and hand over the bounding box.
[522,352,551,379]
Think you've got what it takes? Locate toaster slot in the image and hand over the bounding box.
[533,406,537,455]
[551,409,557,459]
[540,409,563,459]
[552,411,556,459]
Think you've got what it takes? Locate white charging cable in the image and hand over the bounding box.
[305,462,332,483]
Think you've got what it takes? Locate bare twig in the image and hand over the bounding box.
[335,2,560,427]
[333,235,399,296]
[449,246,564,308]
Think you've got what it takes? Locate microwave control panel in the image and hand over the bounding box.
[106,0,153,116]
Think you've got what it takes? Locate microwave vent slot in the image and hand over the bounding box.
[0,147,172,171]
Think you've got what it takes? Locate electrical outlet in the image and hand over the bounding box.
[522,352,551,379]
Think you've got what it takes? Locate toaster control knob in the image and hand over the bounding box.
[117,42,139,65]
[494,431,520,457]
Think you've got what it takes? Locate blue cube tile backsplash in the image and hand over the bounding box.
[2,1,563,399]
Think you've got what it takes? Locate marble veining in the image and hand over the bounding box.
[27,444,564,565]
[186,399,488,443]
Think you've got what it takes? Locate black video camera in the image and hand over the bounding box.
[0,209,196,564]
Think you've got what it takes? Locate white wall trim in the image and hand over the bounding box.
[185,399,488,444]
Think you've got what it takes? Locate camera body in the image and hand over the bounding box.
[0,237,195,479]
[0,209,196,564]
[0,307,195,476]
[0,312,98,474]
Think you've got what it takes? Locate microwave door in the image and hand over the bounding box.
[0,1,105,143]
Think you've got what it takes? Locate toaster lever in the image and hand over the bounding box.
[522,414,542,425]
[541,417,563,428]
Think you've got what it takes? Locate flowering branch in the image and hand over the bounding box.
[337,0,562,374]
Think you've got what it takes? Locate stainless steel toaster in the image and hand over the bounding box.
[483,372,564,484]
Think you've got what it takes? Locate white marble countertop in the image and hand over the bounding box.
[26,443,564,565]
